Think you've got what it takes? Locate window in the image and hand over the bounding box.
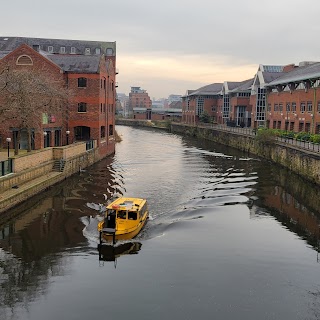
[78,102,87,112]
[305,122,311,133]
[85,48,90,54]
[318,101,320,113]
[307,101,312,112]
[279,103,283,112]
[78,77,87,88]
[95,48,101,54]
[117,211,126,219]
[290,122,294,131]
[71,47,76,54]
[106,48,113,56]
[300,102,306,113]
[274,104,278,112]
[128,211,137,220]
[286,102,290,112]
[101,126,105,138]
[267,104,271,112]
[109,124,114,136]
[16,55,33,65]
[60,47,66,53]
[100,103,103,112]
[292,102,296,112]
[48,46,54,53]
[299,122,304,132]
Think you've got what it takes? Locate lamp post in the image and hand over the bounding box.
[6,137,11,158]
[43,131,47,148]
[66,130,70,145]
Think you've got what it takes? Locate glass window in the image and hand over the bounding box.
[78,77,87,88]
[117,211,127,219]
[128,211,137,220]
[48,46,54,53]
[78,102,87,112]
[71,47,76,54]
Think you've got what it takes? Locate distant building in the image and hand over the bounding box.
[129,87,152,117]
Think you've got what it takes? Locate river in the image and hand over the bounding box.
[1,125,320,320]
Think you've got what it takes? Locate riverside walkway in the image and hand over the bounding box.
[196,123,320,153]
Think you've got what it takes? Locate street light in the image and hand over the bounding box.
[66,130,70,145]
[43,131,47,148]
[6,137,11,158]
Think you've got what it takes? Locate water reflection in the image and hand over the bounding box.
[97,242,142,263]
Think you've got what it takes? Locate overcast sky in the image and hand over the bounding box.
[1,0,320,99]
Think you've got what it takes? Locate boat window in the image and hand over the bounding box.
[117,211,127,219]
[128,211,137,220]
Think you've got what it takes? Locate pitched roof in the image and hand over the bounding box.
[188,83,223,96]
[262,71,286,84]
[48,54,101,73]
[266,62,320,86]
[229,78,254,93]
[0,36,116,55]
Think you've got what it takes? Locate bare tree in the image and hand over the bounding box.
[0,67,70,154]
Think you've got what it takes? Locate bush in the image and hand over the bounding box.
[255,128,276,144]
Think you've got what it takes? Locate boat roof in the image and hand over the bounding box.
[107,197,146,210]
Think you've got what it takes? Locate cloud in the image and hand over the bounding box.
[2,0,320,98]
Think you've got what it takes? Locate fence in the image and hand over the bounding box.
[198,123,320,153]
[0,159,13,177]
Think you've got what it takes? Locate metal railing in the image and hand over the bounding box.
[196,123,320,153]
[0,159,13,177]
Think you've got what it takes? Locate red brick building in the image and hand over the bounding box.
[128,87,152,118]
[0,36,117,158]
[182,84,222,124]
[265,62,320,134]
[182,62,320,134]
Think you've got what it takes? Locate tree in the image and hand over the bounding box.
[199,111,211,123]
[0,67,69,153]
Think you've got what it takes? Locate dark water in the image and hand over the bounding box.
[1,125,320,320]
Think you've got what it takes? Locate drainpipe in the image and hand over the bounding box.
[313,85,316,134]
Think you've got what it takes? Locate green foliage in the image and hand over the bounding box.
[255,128,276,144]
[294,132,311,141]
[199,111,211,123]
[310,134,320,143]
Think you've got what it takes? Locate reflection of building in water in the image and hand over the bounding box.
[258,185,320,247]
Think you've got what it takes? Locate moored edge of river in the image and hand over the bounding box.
[0,140,115,214]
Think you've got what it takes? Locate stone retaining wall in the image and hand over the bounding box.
[171,123,320,185]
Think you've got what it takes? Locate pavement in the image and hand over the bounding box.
[0,149,27,161]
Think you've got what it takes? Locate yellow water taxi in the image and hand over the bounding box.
[97,197,149,244]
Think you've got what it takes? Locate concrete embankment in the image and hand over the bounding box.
[0,141,114,214]
[116,119,320,186]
